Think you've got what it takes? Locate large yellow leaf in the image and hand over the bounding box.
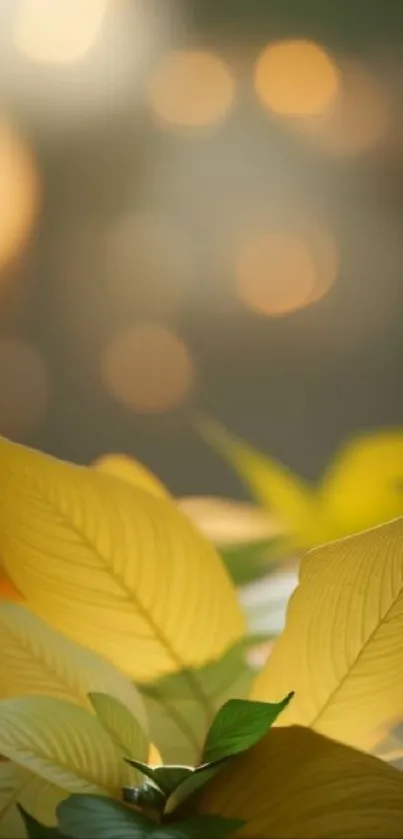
[0,437,243,682]
[252,517,403,750]
[0,696,133,796]
[198,726,403,838]
[0,603,147,731]
[93,453,169,499]
[197,418,322,549]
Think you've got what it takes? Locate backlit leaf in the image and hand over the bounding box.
[139,639,256,765]
[93,454,169,499]
[0,437,244,683]
[253,517,403,750]
[0,603,147,731]
[0,696,133,795]
[198,725,403,838]
[202,694,293,764]
[89,693,148,765]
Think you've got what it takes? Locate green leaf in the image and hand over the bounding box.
[125,761,193,796]
[219,539,281,585]
[138,639,256,765]
[18,805,67,838]
[202,694,294,764]
[122,781,166,813]
[164,763,224,815]
[88,693,148,767]
[157,815,244,838]
[57,795,153,838]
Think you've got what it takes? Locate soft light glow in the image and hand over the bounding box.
[299,62,391,155]
[108,213,194,314]
[254,39,339,117]
[102,324,195,413]
[304,226,339,304]
[0,339,48,439]
[236,232,316,317]
[147,50,235,129]
[15,0,108,64]
[0,120,40,273]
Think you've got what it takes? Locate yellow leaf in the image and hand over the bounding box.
[93,453,169,499]
[252,517,403,751]
[0,437,244,682]
[197,418,322,549]
[177,496,281,546]
[0,696,133,795]
[19,773,68,826]
[0,603,147,735]
[0,568,23,602]
[198,726,403,838]
[319,430,403,539]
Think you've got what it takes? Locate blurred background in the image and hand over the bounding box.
[1,0,403,499]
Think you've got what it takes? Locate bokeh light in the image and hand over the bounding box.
[0,120,40,274]
[236,231,329,317]
[0,339,48,439]
[254,39,339,117]
[298,62,391,156]
[107,213,194,315]
[14,0,109,64]
[147,50,236,129]
[102,324,195,414]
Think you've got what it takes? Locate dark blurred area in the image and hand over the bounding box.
[1,0,403,498]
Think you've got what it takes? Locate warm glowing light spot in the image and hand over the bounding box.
[236,232,317,317]
[102,324,195,413]
[108,214,194,314]
[299,62,391,155]
[148,50,235,129]
[15,0,108,64]
[303,225,339,304]
[0,339,48,439]
[177,496,282,546]
[254,39,339,117]
[0,120,40,273]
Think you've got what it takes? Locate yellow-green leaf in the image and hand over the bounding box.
[92,453,169,499]
[89,693,148,762]
[0,760,67,837]
[319,430,403,539]
[0,696,133,796]
[198,726,403,838]
[0,761,30,837]
[197,418,321,549]
[0,603,147,731]
[252,517,403,751]
[0,437,244,682]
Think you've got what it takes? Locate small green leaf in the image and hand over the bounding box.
[18,805,67,838]
[57,795,153,838]
[125,761,193,796]
[164,763,224,815]
[122,781,165,812]
[202,694,294,764]
[156,815,244,838]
